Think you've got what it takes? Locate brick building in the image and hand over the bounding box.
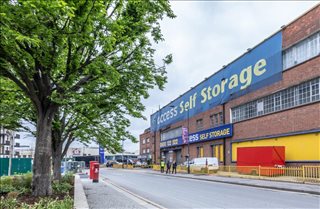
[139,128,154,163]
[145,5,320,166]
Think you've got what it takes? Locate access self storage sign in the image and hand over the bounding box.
[160,124,233,148]
[151,32,282,131]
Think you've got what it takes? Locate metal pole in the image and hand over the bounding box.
[8,131,14,176]
[158,105,161,163]
[122,139,124,169]
[187,109,190,174]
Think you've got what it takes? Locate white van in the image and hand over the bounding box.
[189,157,219,171]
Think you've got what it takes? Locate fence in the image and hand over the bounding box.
[112,164,133,169]
[218,166,320,183]
[0,158,32,176]
[153,164,320,183]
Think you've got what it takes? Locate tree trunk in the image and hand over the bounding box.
[52,140,63,181]
[32,109,54,196]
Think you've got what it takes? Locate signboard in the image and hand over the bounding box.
[151,32,282,131]
[99,145,105,164]
[182,127,188,144]
[72,148,81,156]
[160,124,233,149]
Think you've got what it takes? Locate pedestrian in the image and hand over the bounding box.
[172,161,177,174]
[166,161,171,174]
[160,160,165,173]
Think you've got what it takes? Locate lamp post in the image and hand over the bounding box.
[187,108,190,174]
[122,139,124,169]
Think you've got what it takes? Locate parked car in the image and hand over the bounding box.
[189,157,219,171]
[106,160,119,167]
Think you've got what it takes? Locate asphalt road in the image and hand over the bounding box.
[100,168,320,209]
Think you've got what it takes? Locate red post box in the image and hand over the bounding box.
[89,161,98,179]
[92,163,99,183]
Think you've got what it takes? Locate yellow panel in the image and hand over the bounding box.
[232,133,320,161]
[200,147,204,157]
[215,146,219,158]
[220,145,224,162]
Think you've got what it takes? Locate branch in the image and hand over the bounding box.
[62,133,75,158]
[69,75,93,92]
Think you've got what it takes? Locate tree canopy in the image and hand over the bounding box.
[0,0,175,196]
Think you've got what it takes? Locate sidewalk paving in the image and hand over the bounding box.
[137,168,320,195]
[80,174,145,209]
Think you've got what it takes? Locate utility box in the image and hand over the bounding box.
[237,146,285,176]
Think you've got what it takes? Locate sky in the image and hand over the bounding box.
[18,1,319,153]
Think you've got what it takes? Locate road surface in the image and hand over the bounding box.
[100,168,320,208]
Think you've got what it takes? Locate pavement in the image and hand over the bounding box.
[76,168,320,209]
[77,173,157,209]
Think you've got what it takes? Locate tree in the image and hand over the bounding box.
[0,0,174,196]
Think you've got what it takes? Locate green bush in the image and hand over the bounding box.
[0,176,13,186]
[61,173,74,185]
[0,184,16,194]
[52,182,73,194]
[12,175,24,188]
[21,173,32,189]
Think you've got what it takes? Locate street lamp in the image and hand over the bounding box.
[187,108,190,174]
[122,139,124,169]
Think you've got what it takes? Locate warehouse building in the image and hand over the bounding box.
[142,5,320,166]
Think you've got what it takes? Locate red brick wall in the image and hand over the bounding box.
[139,130,153,158]
[282,4,320,49]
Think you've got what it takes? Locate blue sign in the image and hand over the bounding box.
[99,145,105,164]
[160,124,233,149]
[151,32,282,131]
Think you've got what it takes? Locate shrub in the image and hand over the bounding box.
[52,182,73,194]
[12,175,24,189]
[0,176,13,186]
[20,173,32,189]
[0,184,16,194]
[61,173,74,185]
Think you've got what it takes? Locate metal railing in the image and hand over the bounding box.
[153,165,320,183]
[112,164,133,169]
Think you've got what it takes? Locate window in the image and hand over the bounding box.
[211,112,223,127]
[143,149,146,154]
[146,138,150,143]
[214,114,219,126]
[219,112,224,125]
[196,119,203,131]
[161,127,182,141]
[197,147,204,157]
[142,139,145,144]
[210,115,215,127]
[283,32,320,70]
[147,148,150,153]
[231,77,320,122]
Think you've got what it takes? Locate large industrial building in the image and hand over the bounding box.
[140,5,320,166]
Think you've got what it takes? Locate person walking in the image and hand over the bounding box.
[166,161,171,174]
[172,161,177,174]
[160,160,165,173]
